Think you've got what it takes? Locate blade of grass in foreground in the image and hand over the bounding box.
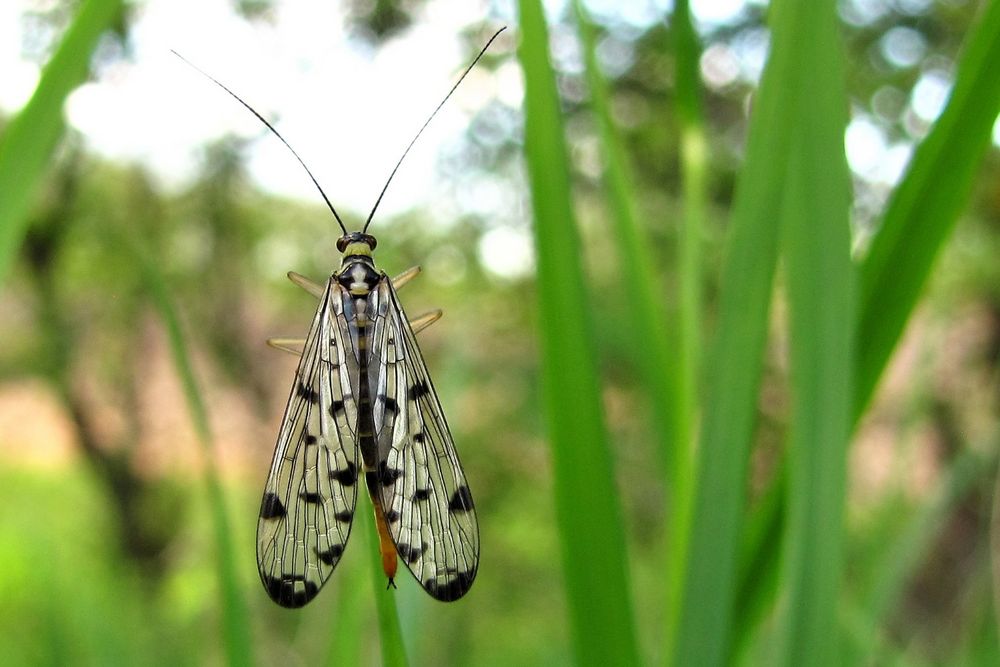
[517,2,641,664]
[672,0,706,440]
[571,0,683,506]
[0,0,125,285]
[729,464,786,662]
[669,4,802,666]
[735,6,1000,655]
[123,232,252,667]
[667,0,853,662]
[362,493,408,667]
[665,0,708,654]
[855,0,1000,418]
[772,0,852,664]
[326,553,366,666]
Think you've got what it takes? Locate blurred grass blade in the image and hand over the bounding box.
[571,0,684,501]
[731,465,786,663]
[669,0,805,661]
[0,0,125,285]
[738,5,1000,654]
[362,494,408,667]
[672,0,706,439]
[665,0,708,653]
[773,0,852,663]
[327,555,366,666]
[855,0,1000,418]
[660,3,850,665]
[124,232,252,667]
[516,4,641,664]
[571,4,705,651]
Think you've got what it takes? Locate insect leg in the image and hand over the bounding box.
[287,271,325,298]
[266,338,305,356]
[391,266,421,290]
[408,309,442,334]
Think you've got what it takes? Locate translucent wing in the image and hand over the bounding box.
[257,279,361,608]
[368,276,480,601]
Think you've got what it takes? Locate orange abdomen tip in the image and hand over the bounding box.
[374,501,399,584]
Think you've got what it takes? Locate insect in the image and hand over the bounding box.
[175,28,504,606]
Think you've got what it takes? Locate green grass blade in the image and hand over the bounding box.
[0,0,125,285]
[772,0,853,663]
[516,4,641,664]
[664,0,708,654]
[672,0,706,430]
[326,555,366,666]
[670,0,849,661]
[124,233,253,666]
[361,494,408,667]
[731,464,786,662]
[571,0,683,498]
[855,0,1000,418]
[734,7,1000,653]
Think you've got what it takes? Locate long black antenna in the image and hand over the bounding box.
[362,26,506,233]
[171,50,349,235]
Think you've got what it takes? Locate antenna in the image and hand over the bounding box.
[171,50,349,235]
[362,26,506,233]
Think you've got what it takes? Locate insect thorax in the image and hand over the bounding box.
[337,254,381,296]
[335,231,380,296]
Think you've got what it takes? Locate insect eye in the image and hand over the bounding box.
[336,236,349,253]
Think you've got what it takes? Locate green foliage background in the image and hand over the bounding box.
[1,0,1000,665]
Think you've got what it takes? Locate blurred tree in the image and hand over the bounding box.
[20,143,185,577]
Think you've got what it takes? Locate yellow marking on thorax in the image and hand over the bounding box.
[343,242,373,257]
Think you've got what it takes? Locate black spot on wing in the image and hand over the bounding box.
[448,486,474,513]
[410,380,430,400]
[381,396,399,415]
[304,434,317,445]
[423,570,476,602]
[396,542,426,564]
[260,492,286,519]
[334,510,354,523]
[413,432,426,444]
[262,574,319,608]
[300,491,323,504]
[330,461,358,487]
[378,461,403,486]
[413,488,431,501]
[329,400,345,417]
[296,381,319,404]
[385,509,400,523]
[315,544,344,565]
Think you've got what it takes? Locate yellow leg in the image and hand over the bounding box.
[266,338,305,356]
[392,266,421,290]
[287,271,324,298]
[409,310,442,334]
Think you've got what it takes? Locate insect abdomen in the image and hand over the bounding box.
[354,304,378,469]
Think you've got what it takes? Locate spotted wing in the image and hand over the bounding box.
[257,279,361,608]
[368,276,479,601]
